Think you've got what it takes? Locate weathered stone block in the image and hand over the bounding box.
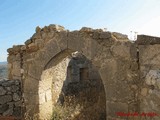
[27,43,39,53]
[13,93,21,101]
[12,61,21,77]
[0,104,9,113]
[137,35,160,45]
[0,86,6,95]
[56,31,68,51]
[15,101,22,107]
[2,108,13,116]
[111,41,135,60]
[40,39,61,65]
[11,85,19,92]
[80,27,93,32]
[13,107,21,117]
[139,45,160,66]
[23,77,39,94]
[99,32,111,39]
[141,88,148,97]
[25,39,32,45]
[67,31,84,52]
[0,95,12,104]
[39,92,46,104]
[35,26,41,33]
[23,92,39,105]
[2,80,15,87]
[48,24,65,31]
[112,32,128,40]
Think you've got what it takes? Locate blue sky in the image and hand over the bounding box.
[0,0,160,62]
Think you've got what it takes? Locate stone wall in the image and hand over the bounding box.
[6,24,160,120]
[0,79,22,118]
[136,35,160,120]
[7,45,23,80]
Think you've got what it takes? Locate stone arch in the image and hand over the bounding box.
[19,25,138,120]
[40,49,106,119]
[22,27,108,119]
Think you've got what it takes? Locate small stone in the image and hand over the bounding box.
[21,45,26,51]
[131,85,138,90]
[13,93,21,101]
[7,92,12,95]
[141,88,148,96]
[11,85,19,92]
[2,80,15,87]
[0,86,6,95]
[36,26,41,33]
[7,102,14,108]
[7,48,14,54]
[99,32,111,39]
[25,39,32,45]
[112,32,128,40]
[6,87,11,91]
[15,80,20,85]
[80,27,93,32]
[13,107,21,117]
[48,24,65,31]
[15,101,22,107]
[12,45,23,53]
[146,70,159,85]
[0,95,12,104]
[3,108,13,116]
[0,104,9,113]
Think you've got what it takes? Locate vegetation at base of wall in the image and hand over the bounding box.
[24,109,39,120]
[51,103,81,120]
[50,91,106,120]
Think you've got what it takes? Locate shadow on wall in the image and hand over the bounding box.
[45,51,106,120]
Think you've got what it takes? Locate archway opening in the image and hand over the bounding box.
[40,50,106,120]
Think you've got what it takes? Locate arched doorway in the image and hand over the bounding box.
[40,50,106,120]
[20,25,137,120]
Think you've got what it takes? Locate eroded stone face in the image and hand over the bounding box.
[146,70,160,87]
[140,70,160,113]
[138,43,160,120]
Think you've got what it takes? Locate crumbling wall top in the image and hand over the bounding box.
[7,24,130,56]
[136,35,160,45]
[7,45,24,55]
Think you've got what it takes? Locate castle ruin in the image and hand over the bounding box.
[6,24,160,120]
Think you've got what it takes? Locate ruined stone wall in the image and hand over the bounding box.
[7,24,160,120]
[7,46,23,80]
[0,79,22,118]
[136,36,160,120]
